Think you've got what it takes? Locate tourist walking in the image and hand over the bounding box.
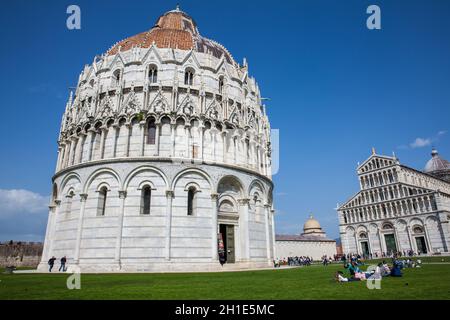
[48,256,56,272]
[59,256,67,272]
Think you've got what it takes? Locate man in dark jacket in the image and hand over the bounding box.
[59,256,67,272]
[48,256,56,272]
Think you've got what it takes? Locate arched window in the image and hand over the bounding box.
[147,119,156,144]
[187,187,196,216]
[149,65,157,84]
[112,69,121,86]
[97,186,108,216]
[184,69,194,86]
[218,76,224,94]
[141,186,151,215]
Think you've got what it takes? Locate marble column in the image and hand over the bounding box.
[74,193,88,264]
[124,122,131,157]
[423,223,433,253]
[238,198,250,261]
[112,123,120,158]
[68,136,77,166]
[394,227,402,253]
[185,124,191,158]
[139,120,146,156]
[232,132,239,165]
[78,133,86,163]
[211,193,219,261]
[199,124,204,162]
[378,230,386,254]
[99,126,107,159]
[86,128,95,161]
[271,209,276,260]
[170,123,176,157]
[406,225,415,252]
[222,130,228,163]
[155,121,161,156]
[165,190,174,260]
[212,128,217,162]
[114,190,127,267]
[42,200,61,262]
[264,204,271,262]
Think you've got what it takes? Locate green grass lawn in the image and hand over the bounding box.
[1,263,449,300]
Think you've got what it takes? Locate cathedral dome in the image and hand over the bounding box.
[107,6,235,65]
[424,148,450,183]
[302,215,326,237]
[425,148,450,173]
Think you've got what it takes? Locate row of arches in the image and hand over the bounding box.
[45,167,274,265]
[359,169,397,189]
[342,195,438,224]
[52,166,272,208]
[344,216,443,255]
[346,185,432,208]
[57,115,270,177]
[360,157,395,173]
[109,66,197,88]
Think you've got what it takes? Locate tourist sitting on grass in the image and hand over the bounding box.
[381,260,390,276]
[335,271,349,282]
[390,259,403,277]
[367,263,383,280]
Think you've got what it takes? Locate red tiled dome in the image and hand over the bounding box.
[107,8,235,64]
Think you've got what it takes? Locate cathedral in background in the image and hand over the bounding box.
[338,148,450,257]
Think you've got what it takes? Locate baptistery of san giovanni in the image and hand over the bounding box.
[38,7,275,272]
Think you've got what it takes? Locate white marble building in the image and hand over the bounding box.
[275,216,337,260]
[337,148,450,257]
[38,7,275,272]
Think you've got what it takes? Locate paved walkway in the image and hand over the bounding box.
[11,265,299,274]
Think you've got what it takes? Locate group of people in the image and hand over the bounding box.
[47,256,67,272]
[343,249,422,261]
[335,257,422,283]
[273,256,313,267]
[321,255,338,265]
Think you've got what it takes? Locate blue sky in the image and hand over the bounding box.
[0,0,449,241]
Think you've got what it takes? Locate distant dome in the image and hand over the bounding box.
[107,6,235,65]
[302,215,326,237]
[425,148,450,173]
[424,148,450,183]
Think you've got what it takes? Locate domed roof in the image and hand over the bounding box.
[303,215,321,231]
[424,148,450,173]
[107,6,235,65]
[302,215,326,237]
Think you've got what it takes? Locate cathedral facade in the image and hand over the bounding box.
[337,149,450,257]
[38,7,275,272]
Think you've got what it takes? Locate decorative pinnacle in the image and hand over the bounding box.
[371,147,376,155]
[176,4,180,11]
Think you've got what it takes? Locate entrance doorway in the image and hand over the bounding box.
[384,234,397,254]
[219,224,235,263]
[415,236,428,254]
[360,241,370,257]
